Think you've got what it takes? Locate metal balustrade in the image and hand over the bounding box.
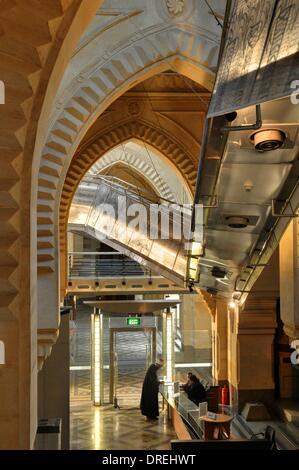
[68,251,150,279]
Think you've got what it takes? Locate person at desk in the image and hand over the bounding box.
[181,371,193,394]
[186,374,207,406]
[140,359,164,421]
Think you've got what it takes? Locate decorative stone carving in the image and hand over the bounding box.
[127,100,141,116]
[155,0,194,20]
[37,328,59,371]
[166,0,185,15]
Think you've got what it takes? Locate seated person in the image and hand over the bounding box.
[186,374,207,406]
[181,371,193,393]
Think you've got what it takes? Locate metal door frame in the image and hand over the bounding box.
[109,327,156,403]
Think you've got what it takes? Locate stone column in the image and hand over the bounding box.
[38,312,70,449]
[0,314,37,449]
[180,292,212,363]
[212,300,228,385]
[279,219,299,340]
[228,298,277,412]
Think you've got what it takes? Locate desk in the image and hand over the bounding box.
[160,385,202,439]
[200,413,233,440]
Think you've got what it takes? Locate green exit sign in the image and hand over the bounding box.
[127,317,141,326]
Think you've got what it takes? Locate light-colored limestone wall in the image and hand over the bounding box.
[280,219,299,339]
[228,299,277,411]
[38,314,70,449]
[212,299,228,384]
[227,305,239,407]
[180,292,212,352]
[0,0,104,450]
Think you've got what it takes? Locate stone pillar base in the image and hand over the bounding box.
[241,401,271,421]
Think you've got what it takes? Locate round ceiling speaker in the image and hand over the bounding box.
[250,129,285,152]
[226,216,249,228]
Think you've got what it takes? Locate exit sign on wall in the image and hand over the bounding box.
[127,317,141,326]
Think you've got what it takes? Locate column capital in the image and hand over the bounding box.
[282,322,299,341]
[200,289,216,317]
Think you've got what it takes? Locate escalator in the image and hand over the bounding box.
[68,176,192,285]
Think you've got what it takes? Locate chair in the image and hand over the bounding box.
[251,425,278,450]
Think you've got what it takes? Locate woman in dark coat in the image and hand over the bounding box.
[140,362,163,420]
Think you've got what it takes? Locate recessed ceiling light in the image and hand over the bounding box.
[226,216,249,228]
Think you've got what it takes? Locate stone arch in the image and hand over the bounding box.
[88,150,176,201]
[59,120,197,295]
[37,26,217,274]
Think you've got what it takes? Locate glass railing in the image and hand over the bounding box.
[160,382,237,439]
[160,382,208,438]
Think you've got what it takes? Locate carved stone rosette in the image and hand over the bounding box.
[166,0,185,15]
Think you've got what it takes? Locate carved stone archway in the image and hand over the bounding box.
[87,147,176,202]
[33,20,218,369]
[36,26,217,273]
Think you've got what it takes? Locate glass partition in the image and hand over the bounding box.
[160,383,208,438]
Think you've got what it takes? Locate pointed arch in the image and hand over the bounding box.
[36,26,217,273]
[59,120,196,294]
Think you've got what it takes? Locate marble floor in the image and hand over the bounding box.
[70,401,176,450]
[69,304,213,449]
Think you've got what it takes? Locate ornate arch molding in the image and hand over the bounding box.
[60,120,196,227]
[88,151,176,201]
[37,26,216,273]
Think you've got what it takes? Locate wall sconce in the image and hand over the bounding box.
[228,301,237,309]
